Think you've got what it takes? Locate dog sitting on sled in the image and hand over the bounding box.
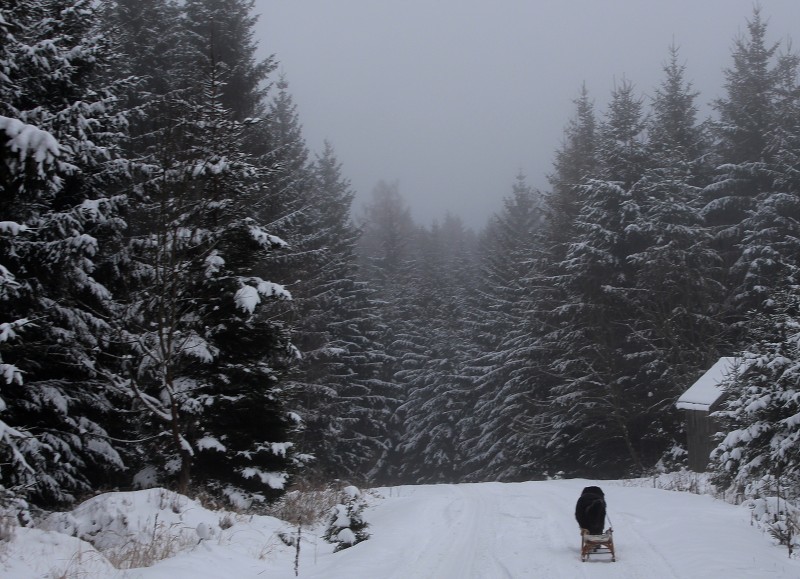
[575,486,616,562]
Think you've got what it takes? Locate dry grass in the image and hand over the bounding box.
[104,515,196,570]
[45,545,110,579]
[265,480,342,527]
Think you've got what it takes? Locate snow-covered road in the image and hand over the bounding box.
[5,478,800,578]
[295,479,800,579]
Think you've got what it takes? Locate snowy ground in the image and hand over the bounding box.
[3,478,799,578]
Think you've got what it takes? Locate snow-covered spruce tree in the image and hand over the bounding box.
[394,215,478,483]
[182,0,272,124]
[713,7,781,168]
[703,7,800,326]
[544,78,650,476]
[596,78,649,188]
[625,45,727,467]
[545,84,599,251]
[250,75,311,249]
[113,25,297,505]
[730,43,800,322]
[98,0,186,107]
[712,288,800,497]
[323,485,370,552]
[531,87,600,475]
[252,80,345,480]
[290,142,395,483]
[460,176,548,482]
[0,0,131,507]
[355,181,416,483]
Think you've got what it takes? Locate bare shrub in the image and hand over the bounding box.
[45,546,110,579]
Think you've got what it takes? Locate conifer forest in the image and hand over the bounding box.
[2,0,800,515]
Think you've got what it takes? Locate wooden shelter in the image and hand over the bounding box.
[676,357,746,472]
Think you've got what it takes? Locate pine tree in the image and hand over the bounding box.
[0,0,131,506]
[182,0,273,123]
[714,7,781,167]
[543,80,650,476]
[289,142,395,482]
[619,45,726,466]
[730,47,800,319]
[461,175,547,481]
[395,215,477,483]
[648,44,706,168]
[712,288,800,494]
[106,0,298,505]
[597,78,648,185]
[355,182,415,482]
[545,85,598,256]
[704,7,798,322]
[98,0,186,104]
[253,75,312,240]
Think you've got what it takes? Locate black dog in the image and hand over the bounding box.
[575,486,606,535]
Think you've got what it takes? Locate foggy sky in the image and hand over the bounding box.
[253,1,800,229]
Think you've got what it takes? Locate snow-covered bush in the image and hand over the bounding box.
[323,486,370,552]
[743,476,800,558]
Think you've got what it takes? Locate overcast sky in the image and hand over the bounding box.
[253,1,800,229]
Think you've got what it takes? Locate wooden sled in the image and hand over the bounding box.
[580,528,616,562]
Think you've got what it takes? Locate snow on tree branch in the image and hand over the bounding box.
[0,116,60,176]
[234,279,291,314]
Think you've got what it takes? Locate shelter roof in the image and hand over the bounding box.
[676,357,747,411]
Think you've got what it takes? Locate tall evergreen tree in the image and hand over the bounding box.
[704,7,799,324]
[623,46,726,466]
[288,142,395,482]
[713,7,781,167]
[648,44,706,167]
[395,215,477,483]
[98,0,186,105]
[182,0,273,123]
[711,43,800,489]
[0,0,130,506]
[104,0,298,506]
[712,288,800,494]
[597,78,649,185]
[355,181,415,482]
[545,85,598,255]
[544,80,650,476]
[461,176,547,481]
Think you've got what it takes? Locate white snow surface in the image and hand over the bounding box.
[3,479,800,578]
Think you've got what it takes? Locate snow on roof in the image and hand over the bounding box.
[676,357,746,411]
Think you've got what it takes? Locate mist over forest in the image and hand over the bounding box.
[1,0,799,533]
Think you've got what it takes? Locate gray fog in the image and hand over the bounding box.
[254,0,800,229]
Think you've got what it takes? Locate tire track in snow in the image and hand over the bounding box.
[310,480,797,579]
[422,484,513,579]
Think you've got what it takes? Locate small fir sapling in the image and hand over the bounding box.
[323,486,370,552]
